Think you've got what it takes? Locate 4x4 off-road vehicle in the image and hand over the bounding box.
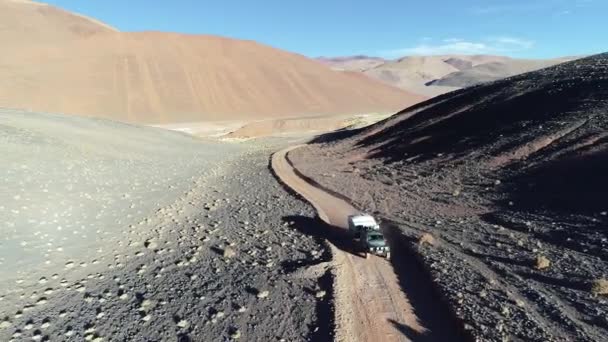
[347,214,390,260]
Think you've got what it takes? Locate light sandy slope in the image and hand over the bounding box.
[0,0,117,46]
[0,1,425,124]
[1,31,421,124]
[273,146,428,342]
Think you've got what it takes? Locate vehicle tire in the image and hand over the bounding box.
[386,252,391,261]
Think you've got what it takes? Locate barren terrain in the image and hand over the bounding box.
[225,113,394,139]
[290,53,608,341]
[0,0,424,124]
[0,110,333,341]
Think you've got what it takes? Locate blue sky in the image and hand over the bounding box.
[45,0,607,59]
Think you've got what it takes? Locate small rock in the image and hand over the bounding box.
[32,330,43,341]
[177,319,189,328]
[230,329,241,339]
[223,247,236,258]
[145,239,158,249]
[591,278,608,295]
[0,318,12,329]
[534,255,551,270]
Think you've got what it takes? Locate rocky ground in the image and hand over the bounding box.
[0,111,331,341]
[289,54,608,342]
[290,146,608,341]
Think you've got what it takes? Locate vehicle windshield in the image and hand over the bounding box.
[359,225,376,229]
[368,234,384,242]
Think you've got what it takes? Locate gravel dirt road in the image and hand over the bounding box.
[272,146,464,342]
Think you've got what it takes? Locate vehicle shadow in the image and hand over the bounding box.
[282,214,364,258]
[285,214,471,341]
[382,222,472,342]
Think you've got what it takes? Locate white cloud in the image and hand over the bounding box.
[443,38,465,43]
[383,37,535,57]
[490,37,535,49]
[471,0,595,15]
[470,2,543,14]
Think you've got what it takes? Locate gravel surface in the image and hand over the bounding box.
[0,110,240,282]
[0,112,331,341]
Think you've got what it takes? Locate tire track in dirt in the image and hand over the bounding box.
[272,145,462,342]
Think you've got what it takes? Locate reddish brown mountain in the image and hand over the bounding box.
[0,1,424,124]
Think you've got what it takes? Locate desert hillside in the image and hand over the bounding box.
[0,1,424,124]
[0,0,116,45]
[291,53,608,341]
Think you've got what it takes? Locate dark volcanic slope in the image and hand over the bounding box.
[291,53,608,341]
[359,53,608,212]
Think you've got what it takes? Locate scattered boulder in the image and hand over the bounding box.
[177,319,190,328]
[223,247,236,258]
[591,278,608,295]
[229,328,241,339]
[418,233,437,247]
[534,255,551,270]
[0,317,12,329]
[145,239,159,249]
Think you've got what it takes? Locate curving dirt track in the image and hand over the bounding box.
[273,146,438,342]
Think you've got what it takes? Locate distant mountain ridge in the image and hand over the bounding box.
[317,54,579,97]
[316,55,387,71]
